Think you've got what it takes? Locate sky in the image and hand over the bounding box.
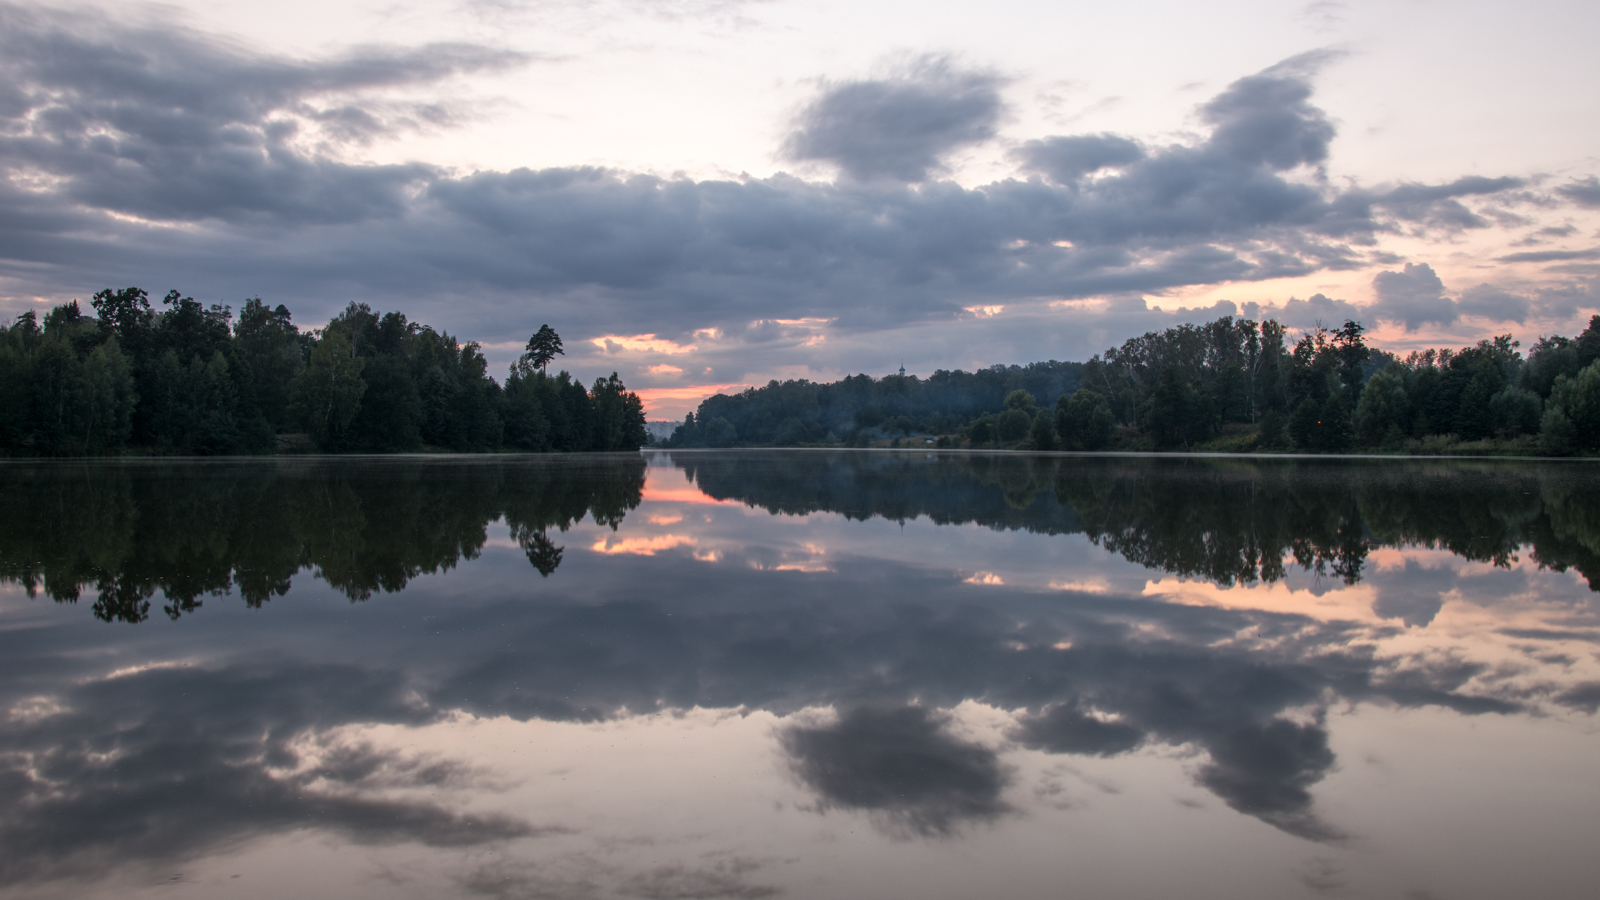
[1,0,1597,418]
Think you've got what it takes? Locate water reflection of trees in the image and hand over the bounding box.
[0,456,645,621]
[674,451,1600,590]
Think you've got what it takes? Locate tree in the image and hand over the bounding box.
[1029,410,1057,450]
[81,337,137,453]
[520,530,564,577]
[1332,320,1369,399]
[1544,360,1600,452]
[295,327,367,450]
[232,298,302,433]
[1139,368,1201,449]
[1489,388,1541,438]
[996,408,1032,442]
[1056,389,1114,450]
[704,417,737,447]
[1354,370,1408,448]
[521,324,565,375]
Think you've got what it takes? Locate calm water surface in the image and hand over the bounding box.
[2,451,1599,899]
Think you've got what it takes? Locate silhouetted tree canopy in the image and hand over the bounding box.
[667,313,1600,455]
[0,294,645,455]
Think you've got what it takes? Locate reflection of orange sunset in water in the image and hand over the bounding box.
[641,467,740,505]
[590,534,697,555]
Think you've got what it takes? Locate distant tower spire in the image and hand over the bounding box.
[898,359,905,377]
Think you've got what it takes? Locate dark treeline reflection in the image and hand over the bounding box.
[3,454,1599,889]
[0,455,645,621]
[674,451,1600,590]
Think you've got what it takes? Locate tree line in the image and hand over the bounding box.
[0,290,646,455]
[666,361,1083,448]
[668,314,1600,455]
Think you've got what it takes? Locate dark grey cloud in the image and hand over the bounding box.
[782,56,1007,182]
[0,2,528,226]
[1197,51,1337,171]
[1556,177,1600,210]
[0,9,1551,378]
[1012,133,1145,184]
[1457,283,1530,322]
[1496,248,1600,264]
[1011,700,1143,756]
[1368,175,1525,232]
[1371,262,1459,330]
[1367,262,1534,330]
[1554,681,1600,713]
[779,706,1010,837]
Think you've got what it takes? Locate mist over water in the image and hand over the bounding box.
[2,452,1598,899]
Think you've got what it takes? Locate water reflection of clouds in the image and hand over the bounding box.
[6,455,1600,896]
[780,706,1011,838]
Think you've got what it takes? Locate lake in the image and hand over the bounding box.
[2,451,1598,899]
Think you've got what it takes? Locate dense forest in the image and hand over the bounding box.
[669,314,1600,455]
[0,289,646,455]
[668,361,1084,447]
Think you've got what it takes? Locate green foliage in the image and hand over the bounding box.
[519,324,565,375]
[1256,410,1286,449]
[1139,368,1208,449]
[294,326,367,451]
[1489,387,1542,438]
[668,361,1083,447]
[1543,360,1600,453]
[1539,408,1575,456]
[993,407,1030,442]
[2,294,637,456]
[1055,388,1114,450]
[1029,410,1057,450]
[1354,370,1409,448]
[704,417,738,447]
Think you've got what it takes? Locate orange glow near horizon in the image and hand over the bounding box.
[633,383,750,417]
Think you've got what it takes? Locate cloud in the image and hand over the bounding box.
[1011,701,1143,756]
[1366,175,1524,232]
[780,706,1010,837]
[1012,133,1145,184]
[619,858,780,899]
[0,9,1557,385]
[1556,177,1600,210]
[0,1,529,226]
[782,56,1007,182]
[1240,292,1363,330]
[0,660,539,888]
[1196,720,1340,841]
[1496,248,1600,264]
[1366,262,1534,330]
[1197,51,1338,171]
[1371,262,1459,330]
[1456,283,1530,322]
[10,452,1591,866]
